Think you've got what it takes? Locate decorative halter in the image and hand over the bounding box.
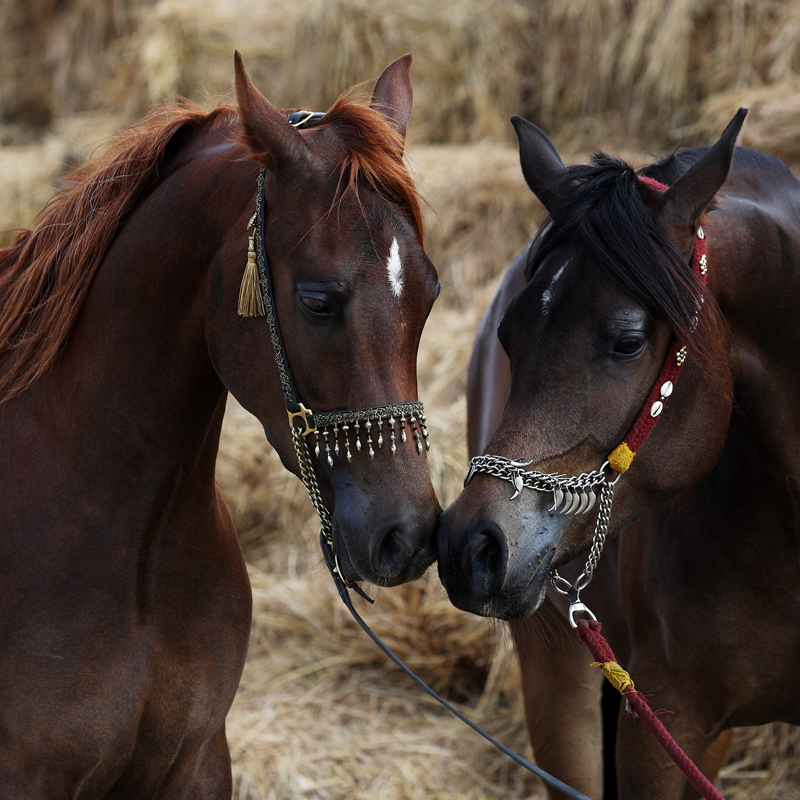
[607,175,708,472]
[237,110,429,588]
[466,175,708,625]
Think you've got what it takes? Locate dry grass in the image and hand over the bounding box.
[4,0,800,156]
[412,144,545,309]
[695,77,800,170]
[2,0,800,795]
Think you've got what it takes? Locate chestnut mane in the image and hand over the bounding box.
[0,101,235,404]
[314,92,425,244]
[0,93,423,405]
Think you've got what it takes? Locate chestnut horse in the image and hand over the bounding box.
[0,53,440,798]
[439,109,800,798]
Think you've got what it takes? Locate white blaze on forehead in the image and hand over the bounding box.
[542,260,568,314]
[386,237,404,297]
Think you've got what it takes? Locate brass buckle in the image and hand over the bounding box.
[287,403,316,436]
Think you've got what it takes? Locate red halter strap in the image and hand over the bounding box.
[607,176,708,475]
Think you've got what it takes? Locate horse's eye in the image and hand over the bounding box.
[298,292,332,316]
[613,333,645,358]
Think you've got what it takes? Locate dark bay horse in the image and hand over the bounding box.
[465,248,629,800]
[0,53,440,797]
[438,109,800,798]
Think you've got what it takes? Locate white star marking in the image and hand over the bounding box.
[386,237,403,297]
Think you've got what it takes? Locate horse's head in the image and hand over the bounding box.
[438,111,746,618]
[209,54,440,586]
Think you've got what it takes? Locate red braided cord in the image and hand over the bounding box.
[618,177,708,456]
[638,175,669,192]
[623,338,687,451]
[576,620,726,800]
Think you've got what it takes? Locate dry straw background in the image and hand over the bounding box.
[2,0,800,797]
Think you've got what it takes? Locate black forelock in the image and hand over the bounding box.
[528,152,706,342]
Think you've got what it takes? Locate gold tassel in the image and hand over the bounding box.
[238,236,266,317]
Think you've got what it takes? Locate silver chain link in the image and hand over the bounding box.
[465,453,620,627]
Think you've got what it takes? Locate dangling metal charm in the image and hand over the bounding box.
[410,415,423,454]
[323,430,333,467]
[342,424,352,462]
[366,420,375,459]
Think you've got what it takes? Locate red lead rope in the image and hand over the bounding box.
[576,620,726,800]
[575,178,721,795]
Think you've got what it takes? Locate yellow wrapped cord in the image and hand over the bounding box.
[608,442,635,474]
[591,660,635,695]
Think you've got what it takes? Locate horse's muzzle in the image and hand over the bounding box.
[436,493,559,619]
[330,503,439,587]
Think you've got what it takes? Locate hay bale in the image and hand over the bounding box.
[269,0,538,145]
[0,141,62,246]
[7,0,800,156]
[0,0,151,126]
[695,78,800,169]
[410,144,544,307]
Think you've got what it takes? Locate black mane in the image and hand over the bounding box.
[529,152,707,342]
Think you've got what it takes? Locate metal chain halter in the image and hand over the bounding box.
[237,112,429,587]
[465,455,619,626]
[467,175,709,626]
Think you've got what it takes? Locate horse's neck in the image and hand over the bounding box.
[14,148,253,499]
[715,174,800,480]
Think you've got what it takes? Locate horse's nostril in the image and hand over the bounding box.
[374,525,414,579]
[465,527,507,600]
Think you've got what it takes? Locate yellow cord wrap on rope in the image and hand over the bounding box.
[591,660,635,695]
[608,442,635,474]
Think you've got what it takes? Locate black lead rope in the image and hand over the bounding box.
[322,547,592,800]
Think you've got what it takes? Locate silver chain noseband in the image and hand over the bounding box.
[464,455,620,627]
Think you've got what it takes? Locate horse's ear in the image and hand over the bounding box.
[234,51,309,170]
[370,54,413,141]
[511,115,567,214]
[657,108,747,235]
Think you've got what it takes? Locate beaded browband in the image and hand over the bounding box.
[465,174,708,624]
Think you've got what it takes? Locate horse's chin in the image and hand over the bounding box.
[441,547,554,620]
